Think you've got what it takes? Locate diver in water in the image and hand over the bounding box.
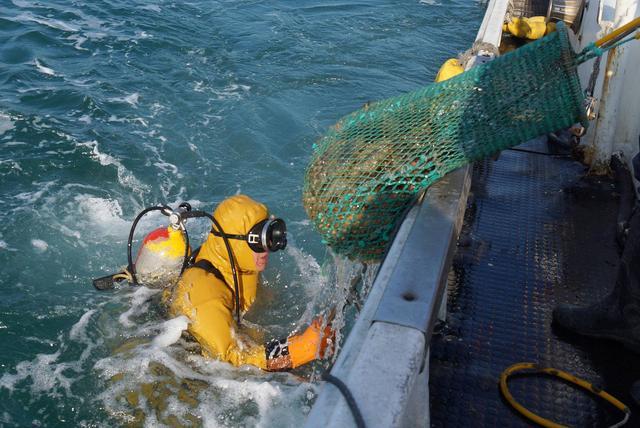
[165,194,333,371]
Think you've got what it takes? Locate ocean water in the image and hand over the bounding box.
[0,0,484,426]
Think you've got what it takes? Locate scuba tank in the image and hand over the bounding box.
[93,203,193,290]
[134,226,188,287]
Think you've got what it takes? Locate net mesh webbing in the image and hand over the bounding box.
[303,22,587,261]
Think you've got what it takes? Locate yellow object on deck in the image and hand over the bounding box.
[505,16,551,40]
[546,21,557,35]
[435,58,464,82]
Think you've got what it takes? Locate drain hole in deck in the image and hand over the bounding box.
[402,292,416,302]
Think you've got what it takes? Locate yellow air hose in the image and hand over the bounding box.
[500,362,631,427]
[112,269,133,282]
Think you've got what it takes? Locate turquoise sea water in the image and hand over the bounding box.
[0,0,483,426]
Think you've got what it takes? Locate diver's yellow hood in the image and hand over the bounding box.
[197,195,268,311]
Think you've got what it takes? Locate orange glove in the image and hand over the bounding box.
[288,315,335,368]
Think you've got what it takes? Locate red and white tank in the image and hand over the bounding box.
[135,226,189,287]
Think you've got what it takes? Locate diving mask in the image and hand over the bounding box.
[211,216,287,253]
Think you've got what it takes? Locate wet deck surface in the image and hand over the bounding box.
[429,142,640,426]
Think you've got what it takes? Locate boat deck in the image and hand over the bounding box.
[429,139,640,426]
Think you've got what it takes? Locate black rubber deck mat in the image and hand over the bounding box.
[429,145,640,427]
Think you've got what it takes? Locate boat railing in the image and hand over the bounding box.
[304,0,508,426]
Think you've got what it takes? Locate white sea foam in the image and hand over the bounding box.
[35,306,74,321]
[107,115,147,127]
[119,287,160,327]
[94,338,313,427]
[85,31,107,40]
[153,160,181,177]
[107,115,126,123]
[134,118,150,127]
[193,81,205,92]
[213,83,251,100]
[0,113,15,135]
[0,160,22,173]
[140,4,161,12]
[136,31,152,39]
[34,59,57,76]
[11,0,32,9]
[282,243,329,332]
[69,309,96,341]
[31,239,48,252]
[24,336,57,347]
[74,195,128,236]
[150,102,165,117]
[77,140,149,194]
[152,316,190,348]
[14,181,56,204]
[200,113,223,126]
[287,243,323,296]
[0,240,17,252]
[0,350,71,395]
[210,378,282,425]
[109,93,140,107]
[57,224,82,241]
[2,327,94,395]
[67,34,89,51]
[78,114,91,124]
[4,141,26,146]
[16,12,80,32]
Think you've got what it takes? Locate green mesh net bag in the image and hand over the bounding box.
[303,22,595,262]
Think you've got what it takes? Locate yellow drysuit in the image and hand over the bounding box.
[167,195,330,371]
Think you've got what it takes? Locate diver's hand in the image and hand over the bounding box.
[288,314,336,368]
[311,314,336,358]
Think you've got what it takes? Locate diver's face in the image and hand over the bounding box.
[252,251,269,272]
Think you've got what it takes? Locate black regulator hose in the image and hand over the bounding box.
[127,205,171,285]
[177,202,192,276]
[183,210,242,325]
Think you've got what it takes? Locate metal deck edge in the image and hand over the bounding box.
[305,166,471,427]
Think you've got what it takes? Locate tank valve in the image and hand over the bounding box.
[169,202,192,230]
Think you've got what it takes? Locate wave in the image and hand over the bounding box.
[66,34,89,51]
[118,287,160,328]
[0,240,18,252]
[14,180,57,205]
[15,12,80,33]
[0,112,15,135]
[108,93,140,107]
[213,83,251,100]
[34,58,57,76]
[73,194,130,238]
[30,239,48,252]
[139,5,162,13]
[76,140,150,195]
